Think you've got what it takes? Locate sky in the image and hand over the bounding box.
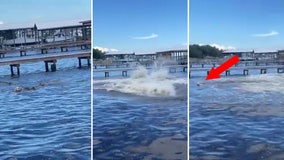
[93,0,187,54]
[0,0,90,29]
[190,0,284,52]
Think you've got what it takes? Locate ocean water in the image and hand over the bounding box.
[0,56,91,159]
[94,67,188,159]
[190,72,284,160]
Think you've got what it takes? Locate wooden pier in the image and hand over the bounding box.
[189,60,284,68]
[0,40,91,58]
[94,65,187,77]
[189,65,284,78]
[0,51,91,77]
[39,40,91,54]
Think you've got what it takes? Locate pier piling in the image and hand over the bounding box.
[277,68,284,73]
[260,68,267,74]
[0,52,5,58]
[10,64,20,77]
[183,66,187,72]
[122,71,127,77]
[243,69,249,75]
[44,60,57,72]
[60,47,68,52]
[41,48,48,54]
[20,50,27,56]
[225,70,230,76]
[78,56,91,68]
[78,58,82,68]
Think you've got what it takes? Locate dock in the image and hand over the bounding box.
[94,65,187,77]
[189,64,284,78]
[0,40,91,58]
[0,50,91,77]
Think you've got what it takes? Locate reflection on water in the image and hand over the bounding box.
[94,67,187,159]
[190,73,284,160]
[0,59,91,160]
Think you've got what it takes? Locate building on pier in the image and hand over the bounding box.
[135,53,156,62]
[222,50,255,61]
[0,25,39,47]
[222,50,280,61]
[254,51,278,60]
[105,52,136,65]
[0,20,91,47]
[278,50,284,60]
[156,49,188,64]
[98,49,188,66]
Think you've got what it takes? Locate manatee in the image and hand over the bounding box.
[14,87,23,92]
[197,82,205,86]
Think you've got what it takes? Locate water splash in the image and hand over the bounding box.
[94,66,187,97]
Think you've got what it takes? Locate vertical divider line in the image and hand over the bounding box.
[91,0,94,159]
[187,0,190,159]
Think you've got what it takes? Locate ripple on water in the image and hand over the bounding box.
[190,74,284,159]
[0,66,91,160]
[94,73,187,159]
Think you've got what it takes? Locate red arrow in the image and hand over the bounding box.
[206,55,240,80]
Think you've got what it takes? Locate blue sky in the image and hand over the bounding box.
[93,0,187,54]
[0,0,90,28]
[190,0,284,51]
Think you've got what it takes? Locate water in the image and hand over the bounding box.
[190,72,284,160]
[94,66,188,159]
[0,57,91,159]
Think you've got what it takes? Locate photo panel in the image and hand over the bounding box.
[190,0,284,159]
[0,0,92,159]
[93,0,188,159]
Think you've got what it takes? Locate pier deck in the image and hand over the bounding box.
[0,40,91,57]
[189,65,284,71]
[94,65,187,77]
[0,50,90,66]
[0,50,91,77]
[189,64,284,77]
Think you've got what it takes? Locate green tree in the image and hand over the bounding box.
[93,48,106,59]
[189,44,223,58]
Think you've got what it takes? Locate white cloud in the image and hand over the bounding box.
[94,46,118,53]
[207,44,236,51]
[251,31,279,37]
[0,21,3,25]
[210,44,236,50]
[132,33,158,40]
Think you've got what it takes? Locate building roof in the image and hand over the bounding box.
[105,52,135,56]
[222,50,254,53]
[254,51,278,54]
[156,49,188,54]
[80,20,91,24]
[38,24,87,31]
[0,19,90,31]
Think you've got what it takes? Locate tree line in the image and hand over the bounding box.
[93,48,106,59]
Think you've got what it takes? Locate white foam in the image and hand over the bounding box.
[94,66,187,97]
[217,74,284,93]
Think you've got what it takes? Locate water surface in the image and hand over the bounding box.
[94,67,187,159]
[0,57,91,160]
[190,73,284,160]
